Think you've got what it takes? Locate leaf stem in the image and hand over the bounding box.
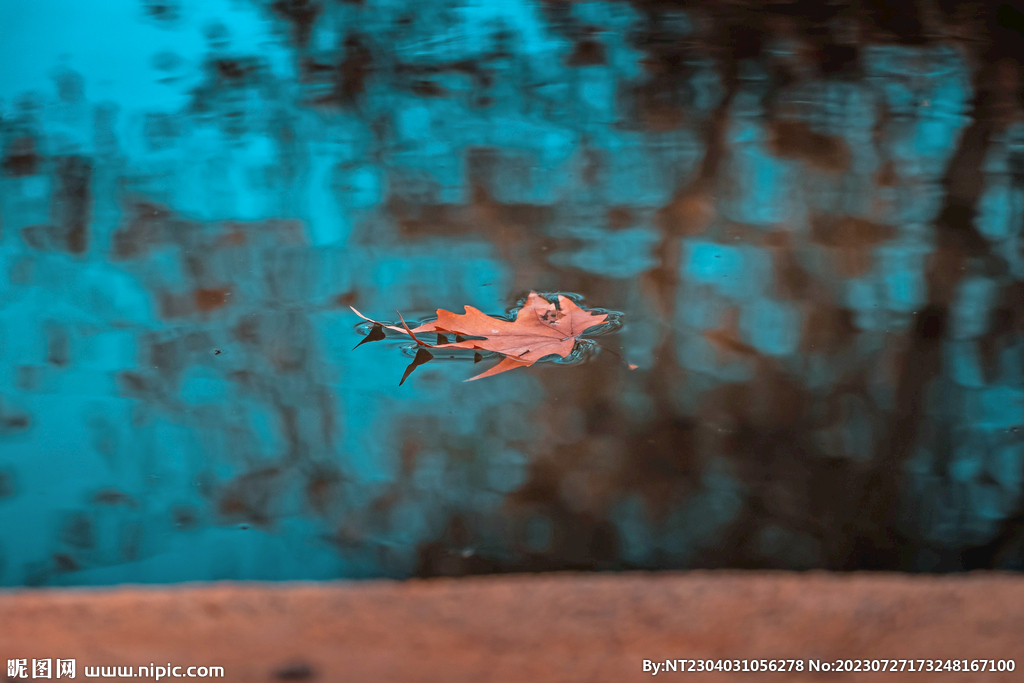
[591,341,639,370]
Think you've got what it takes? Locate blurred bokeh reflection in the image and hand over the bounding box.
[0,0,1023,586]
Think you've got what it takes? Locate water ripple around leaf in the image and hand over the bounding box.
[353,292,623,365]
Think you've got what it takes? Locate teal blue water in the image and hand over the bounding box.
[1,0,1023,585]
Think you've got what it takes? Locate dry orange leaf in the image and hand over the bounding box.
[351,292,612,382]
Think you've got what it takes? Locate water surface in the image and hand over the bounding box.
[1,0,1023,585]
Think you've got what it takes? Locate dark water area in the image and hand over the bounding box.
[1,0,1023,586]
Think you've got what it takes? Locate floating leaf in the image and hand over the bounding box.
[352,292,617,382]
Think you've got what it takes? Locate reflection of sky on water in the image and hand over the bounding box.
[0,0,1022,584]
